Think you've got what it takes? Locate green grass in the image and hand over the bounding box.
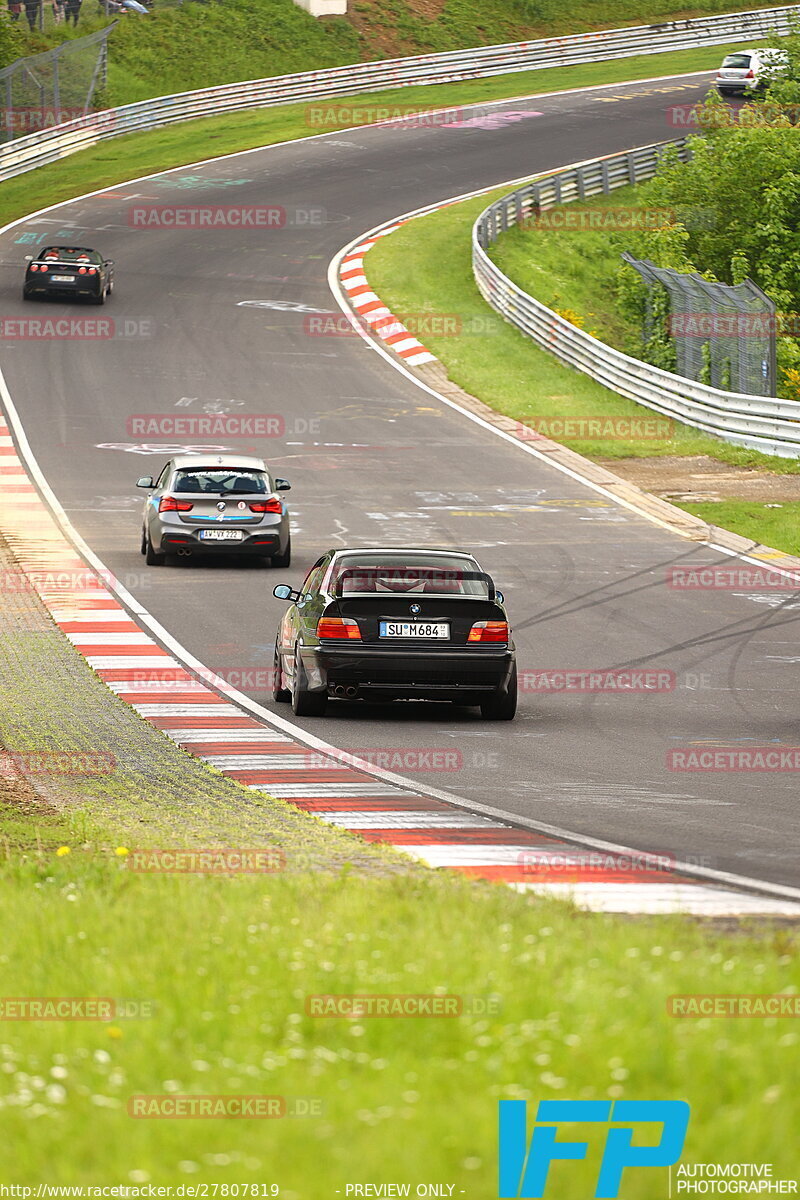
[14,0,786,106]
[1,853,798,1186]
[489,183,643,350]
[675,499,800,553]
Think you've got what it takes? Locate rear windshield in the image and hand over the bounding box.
[173,469,270,495]
[39,248,103,264]
[330,556,490,597]
[722,54,751,68]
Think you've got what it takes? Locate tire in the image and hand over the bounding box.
[272,641,290,703]
[271,531,291,569]
[92,287,105,306]
[480,663,517,721]
[140,527,147,556]
[145,530,165,566]
[291,650,326,717]
[22,290,32,302]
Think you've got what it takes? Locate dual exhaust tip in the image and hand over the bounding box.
[330,684,359,699]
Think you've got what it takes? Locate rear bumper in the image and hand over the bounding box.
[159,527,284,555]
[24,281,103,298]
[299,643,515,700]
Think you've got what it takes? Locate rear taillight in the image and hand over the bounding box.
[467,621,509,643]
[746,68,754,78]
[78,267,87,275]
[39,264,48,272]
[249,498,282,513]
[88,267,97,275]
[30,264,38,272]
[158,497,194,513]
[317,617,361,640]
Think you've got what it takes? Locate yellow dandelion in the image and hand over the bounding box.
[107,1026,123,1039]
[114,847,129,857]
[56,846,71,857]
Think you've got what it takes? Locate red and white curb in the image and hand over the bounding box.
[2,441,799,918]
[339,227,437,367]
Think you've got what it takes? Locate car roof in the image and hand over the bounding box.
[328,547,481,561]
[169,454,268,470]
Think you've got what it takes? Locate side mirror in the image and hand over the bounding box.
[136,476,154,488]
[104,260,114,267]
[24,255,33,262]
[495,590,504,604]
[274,478,291,491]
[273,584,299,602]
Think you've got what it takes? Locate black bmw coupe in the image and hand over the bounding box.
[272,547,516,720]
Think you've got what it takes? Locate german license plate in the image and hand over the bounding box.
[51,275,75,282]
[199,529,243,541]
[379,621,449,639]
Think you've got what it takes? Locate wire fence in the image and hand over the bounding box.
[622,253,777,397]
[0,26,112,140]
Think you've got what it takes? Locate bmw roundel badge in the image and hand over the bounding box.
[410,603,421,614]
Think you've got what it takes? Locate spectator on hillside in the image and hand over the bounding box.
[51,0,64,21]
[23,0,40,30]
[64,0,81,23]
[7,1,22,20]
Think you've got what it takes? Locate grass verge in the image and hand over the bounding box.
[676,499,800,555]
[0,41,755,230]
[1,853,798,1185]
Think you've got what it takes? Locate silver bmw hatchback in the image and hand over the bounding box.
[137,454,291,566]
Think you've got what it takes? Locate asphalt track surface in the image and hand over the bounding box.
[2,71,798,890]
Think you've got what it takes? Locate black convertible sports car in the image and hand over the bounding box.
[272,547,517,720]
[23,246,114,304]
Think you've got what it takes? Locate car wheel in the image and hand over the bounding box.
[291,650,326,717]
[272,642,291,703]
[480,664,517,721]
[22,290,32,302]
[92,288,106,306]
[145,530,165,566]
[271,532,291,569]
[140,527,147,556]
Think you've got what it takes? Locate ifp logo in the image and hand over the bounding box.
[499,1099,690,1198]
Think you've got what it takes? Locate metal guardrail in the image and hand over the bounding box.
[472,141,800,458]
[0,2,798,180]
